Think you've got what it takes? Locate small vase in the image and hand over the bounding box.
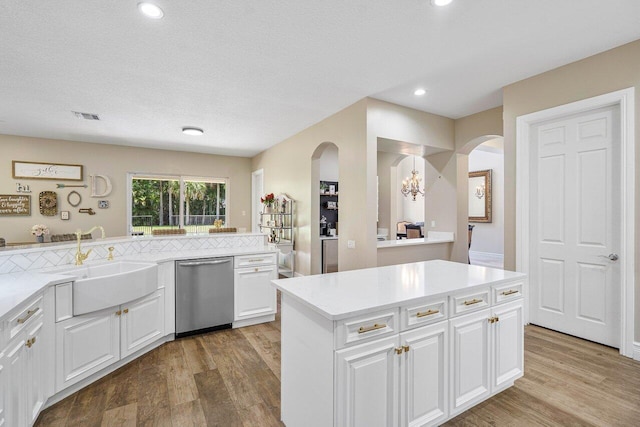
[36,235,44,243]
[263,205,272,214]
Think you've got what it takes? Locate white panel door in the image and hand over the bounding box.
[400,321,448,427]
[335,337,400,427]
[531,105,620,347]
[449,309,490,417]
[121,290,165,358]
[5,338,26,427]
[25,319,45,425]
[56,308,120,391]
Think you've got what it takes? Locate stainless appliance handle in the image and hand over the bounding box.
[179,259,231,267]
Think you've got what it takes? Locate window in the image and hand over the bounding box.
[128,174,228,235]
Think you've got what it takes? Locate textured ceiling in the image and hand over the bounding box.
[1,1,639,157]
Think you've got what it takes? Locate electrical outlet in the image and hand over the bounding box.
[431,220,436,228]
[347,240,356,249]
[242,210,246,216]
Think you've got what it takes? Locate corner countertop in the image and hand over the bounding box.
[0,244,276,321]
[271,259,525,321]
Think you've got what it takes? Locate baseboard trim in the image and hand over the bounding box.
[633,341,640,361]
[469,251,504,268]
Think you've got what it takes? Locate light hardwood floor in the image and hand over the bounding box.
[36,313,640,426]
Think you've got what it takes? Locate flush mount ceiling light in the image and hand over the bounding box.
[431,0,453,6]
[138,2,164,19]
[182,127,204,136]
[414,88,427,96]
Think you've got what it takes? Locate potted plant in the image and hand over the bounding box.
[261,193,275,213]
[31,224,50,243]
[320,182,328,195]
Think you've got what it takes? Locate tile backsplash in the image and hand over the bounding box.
[0,234,265,274]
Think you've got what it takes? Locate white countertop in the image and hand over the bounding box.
[377,231,454,249]
[0,244,276,320]
[272,259,525,320]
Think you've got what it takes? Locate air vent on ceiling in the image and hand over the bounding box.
[72,111,100,121]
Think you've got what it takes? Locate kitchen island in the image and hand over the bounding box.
[272,260,526,427]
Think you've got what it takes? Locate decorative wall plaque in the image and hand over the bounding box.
[39,191,58,216]
[13,161,83,181]
[0,195,31,216]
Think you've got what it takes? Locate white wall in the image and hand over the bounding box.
[397,156,425,223]
[468,142,504,255]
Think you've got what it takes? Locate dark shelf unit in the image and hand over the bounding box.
[320,181,338,235]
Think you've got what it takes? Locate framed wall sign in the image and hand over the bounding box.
[12,161,83,181]
[0,195,31,216]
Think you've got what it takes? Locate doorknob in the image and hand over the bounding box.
[600,253,619,261]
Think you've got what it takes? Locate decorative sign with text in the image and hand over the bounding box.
[0,195,31,216]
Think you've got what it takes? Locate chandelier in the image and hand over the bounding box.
[400,157,424,201]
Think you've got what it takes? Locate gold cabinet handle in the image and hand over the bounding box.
[254,267,259,272]
[116,310,122,316]
[501,290,519,296]
[488,317,495,323]
[403,345,410,353]
[17,308,39,324]
[123,308,129,314]
[358,323,386,334]
[248,258,264,263]
[395,347,403,355]
[25,338,32,348]
[495,316,499,323]
[463,298,483,306]
[416,309,439,318]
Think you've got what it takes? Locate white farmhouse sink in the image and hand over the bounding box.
[57,261,158,315]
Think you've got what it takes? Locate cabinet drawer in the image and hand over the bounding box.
[492,281,524,305]
[335,309,398,349]
[234,253,277,268]
[6,294,43,341]
[401,298,447,330]
[450,289,489,317]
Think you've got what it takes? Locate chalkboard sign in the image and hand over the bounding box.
[0,195,31,216]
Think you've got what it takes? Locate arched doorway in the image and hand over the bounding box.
[311,142,339,275]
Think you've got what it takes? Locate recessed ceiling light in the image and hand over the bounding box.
[138,2,164,19]
[414,88,427,96]
[182,127,204,136]
[431,0,453,6]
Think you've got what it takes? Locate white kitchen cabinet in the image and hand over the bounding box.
[157,261,175,335]
[491,299,524,392]
[5,335,27,427]
[401,321,448,427]
[56,307,120,392]
[335,336,400,427]
[449,308,491,416]
[25,319,46,425]
[121,289,165,358]
[449,299,524,417]
[234,258,277,326]
[56,288,165,391]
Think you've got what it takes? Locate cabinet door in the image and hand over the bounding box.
[56,308,120,392]
[121,290,165,358]
[335,336,400,427]
[234,265,277,321]
[4,337,26,427]
[401,321,448,427]
[449,308,491,417]
[25,318,45,425]
[491,299,524,392]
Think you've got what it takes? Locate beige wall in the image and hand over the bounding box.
[0,135,252,243]
[377,151,404,237]
[377,243,452,267]
[251,100,370,276]
[503,39,640,341]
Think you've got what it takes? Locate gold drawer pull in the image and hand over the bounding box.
[501,289,519,296]
[487,316,500,324]
[248,258,264,263]
[123,308,129,314]
[463,298,483,306]
[116,310,122,316]
[416,309,439,318]
[26,337,36,348]
[395,347,403,355]
[403,345,410,353]
[358,323,386,334]
[17,308,39,324]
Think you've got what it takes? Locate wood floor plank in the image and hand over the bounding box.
[166,350,200,407]
[100,403,137,427]
[170,399,208,427]
[65,376,111,427]
[238,402,284,427]
[33,393,76,427]
[194,368,243,427]
[180,336,217,374]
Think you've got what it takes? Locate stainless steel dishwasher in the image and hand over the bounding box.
[175,257,234,337]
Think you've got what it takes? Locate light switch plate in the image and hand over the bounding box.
[347,240,355,249]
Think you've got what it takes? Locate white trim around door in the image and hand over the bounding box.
[251,169,264,233]
[516,87,635,358]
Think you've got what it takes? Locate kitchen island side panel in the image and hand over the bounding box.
[281,294,335,426]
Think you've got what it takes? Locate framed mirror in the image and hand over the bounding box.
[469,169,492,223]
